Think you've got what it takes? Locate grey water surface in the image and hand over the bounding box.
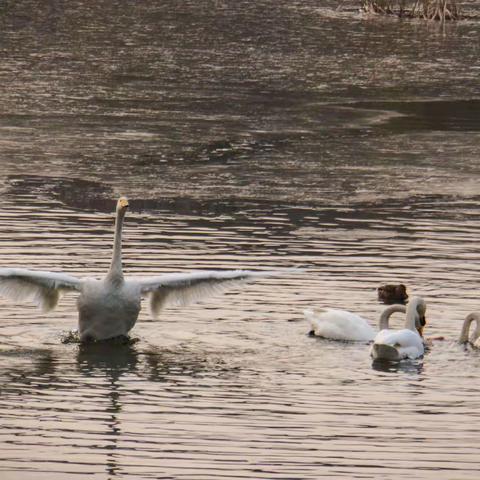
[1,1,480,479]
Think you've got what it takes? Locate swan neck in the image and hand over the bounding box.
[108,208,126,281]
[405,299,421,332]
[459,313,479,343]
[379,304,406,330]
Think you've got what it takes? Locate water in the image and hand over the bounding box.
[1,1,480,478]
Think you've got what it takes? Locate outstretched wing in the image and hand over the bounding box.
[0,268,82,312]
[137,269,283,318]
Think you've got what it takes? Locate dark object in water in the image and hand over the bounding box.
[377,284,408,305]
[371,343,402,361]
[360,1,460,21]
[61,329,138,345]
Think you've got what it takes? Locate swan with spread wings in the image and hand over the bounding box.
[0,197,286,342]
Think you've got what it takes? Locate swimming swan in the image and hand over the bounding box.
[458,312,480,348]
[370,296,426,361]
[304,304,408,342]
[0,197,290,342]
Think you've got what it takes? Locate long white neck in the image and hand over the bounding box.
[459,313,480,343]
[379,304,406,330]
[107,208,126,282]
[405,297,423,332]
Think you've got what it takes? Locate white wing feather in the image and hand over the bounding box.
[0,268,82,312]
[137,269,284,318]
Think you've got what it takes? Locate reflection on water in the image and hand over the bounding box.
[76,341,140,375]
[371,358,425,374]
[1,0,480,479]
[0,344,231,479]
[356,99,480,132]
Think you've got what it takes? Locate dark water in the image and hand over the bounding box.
[1,1,480,479]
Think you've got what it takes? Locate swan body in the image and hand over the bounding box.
[77,279,141,341]
[370,296,426,361]
[304,304,407,342]
[371,329,424,361]
[459,312,480,348]
[0,197,290,342]
[304,308,375,341]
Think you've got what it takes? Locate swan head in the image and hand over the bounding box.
[410,296,427,337]
[117,197,129,211]
[416,313,426,337]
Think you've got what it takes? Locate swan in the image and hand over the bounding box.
[0,197,292,342]
[304,304,408,342]
[370,296,426,361]
[458,312,480,348]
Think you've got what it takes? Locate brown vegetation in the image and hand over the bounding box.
[361,0,460,20]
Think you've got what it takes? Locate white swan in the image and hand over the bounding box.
[458,312,480,348]
[370,296,426,361]
[304,304,407,342]
[0,197,291,342]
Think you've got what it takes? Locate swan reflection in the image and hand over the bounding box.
[371,358,424,374]
[0,341,227,478]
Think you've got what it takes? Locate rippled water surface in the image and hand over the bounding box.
[1,1,480,479]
